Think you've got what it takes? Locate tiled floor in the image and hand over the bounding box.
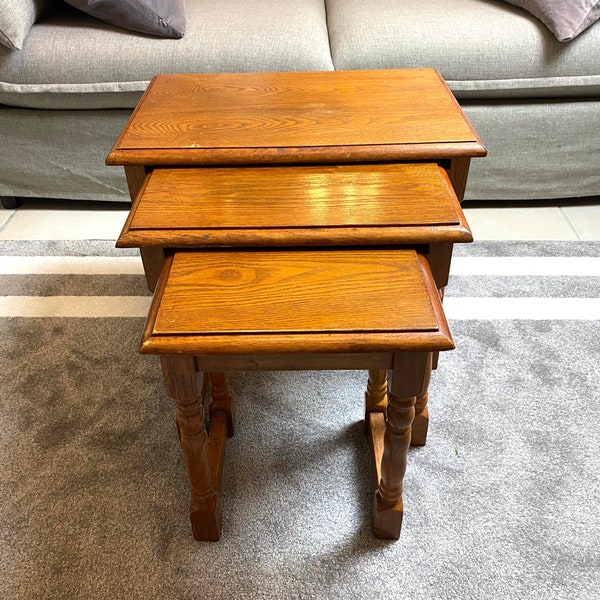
[1,198,600,241]
[462,201,600,241]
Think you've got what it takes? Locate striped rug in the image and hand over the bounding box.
[1,240,598,320]
[1,239,599,600]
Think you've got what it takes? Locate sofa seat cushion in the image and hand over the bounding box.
[327,0,600,99]
[0,0,333,109]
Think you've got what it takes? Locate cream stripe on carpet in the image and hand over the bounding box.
[443,297,600,320]
[450,256,600,276]
[1,255,599,276]
[0,256,144,275]
[0,296,152,317]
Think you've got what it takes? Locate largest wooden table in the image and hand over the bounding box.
[108,69,485,287]
[106,68,486,539]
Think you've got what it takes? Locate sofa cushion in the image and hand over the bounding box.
[0,0,333,109]
[0,0,54,50]
[63,0,186,38]
[326,0,600,99]
[503,0,600,41]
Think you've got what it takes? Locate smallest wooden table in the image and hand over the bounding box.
[142,248,453,541]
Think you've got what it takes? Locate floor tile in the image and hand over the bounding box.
[561,203,600,241]
[0,199,129,241]
[462,205,578,241]
[0,208,16,231]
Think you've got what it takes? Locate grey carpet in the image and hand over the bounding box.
[1,241,599,599]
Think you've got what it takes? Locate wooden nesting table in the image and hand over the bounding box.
[107,69,486,541]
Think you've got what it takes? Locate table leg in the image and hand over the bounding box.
[366,363,431,447]
[373,351,430,540]
[208,371,235,437]
[447,157,471,202]
[160,355,222,541]
[365,369,388,434]
[411,352,433,447]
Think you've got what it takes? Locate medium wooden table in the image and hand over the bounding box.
[107,68,486,540]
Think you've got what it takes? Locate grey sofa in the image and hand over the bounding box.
[1,0,599,208]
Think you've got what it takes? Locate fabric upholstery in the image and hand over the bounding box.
[0,0,333,109]
[63,0,186,38]
[0,0,54,50]
[502,0,600,41]
[2,100,599,202]
[0,0,599,204]
[326,0,600,98]
[0,108,131,201]
[461,100,600,200]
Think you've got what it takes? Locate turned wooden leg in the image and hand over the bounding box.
[365,369,388,435]
[208,372,235,437]
[373,352,430,540]
[411,352,433,447]
[161,355,222,541]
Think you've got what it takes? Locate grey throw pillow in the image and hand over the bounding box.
[0,0,55,50]
[64,0,186,38]
[503,0,600,41]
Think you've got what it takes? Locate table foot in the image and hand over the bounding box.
[373,492,404,540]
[190,500,222,542]
[161,356,224,541]
[411,400,429,447]
[410,353,433,446]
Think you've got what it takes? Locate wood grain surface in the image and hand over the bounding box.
[117,163,472,248]
[155,249,436,334]
[140,250,454,355]
[107,69,486,165]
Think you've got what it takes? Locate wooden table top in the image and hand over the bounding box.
[140,249,454,355]
[117,162,472,248]
[107,69,486,166]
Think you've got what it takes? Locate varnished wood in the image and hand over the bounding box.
[155,250,438,334]
[373,352,430,540]
[160,355,222,541]
[411,352,434,447]
[109,143,487,167]
[208,412,229,491]
[120,226,471,250]
[369,411,386,485]
[131,164,460,229]
[364,309,435,449]
[124,165,147,200]
[109,68,482,542]
[447,157,472,202]
[122,166,166,291]
[195,353,393,372]
[107,69,485,166]
[140,250,454,355]
[365,369,388,435]
[149,249,451,541]
[208,372,234,437]
[139,247,166,292]
[425,242,454,290]
[116,163,472,248]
